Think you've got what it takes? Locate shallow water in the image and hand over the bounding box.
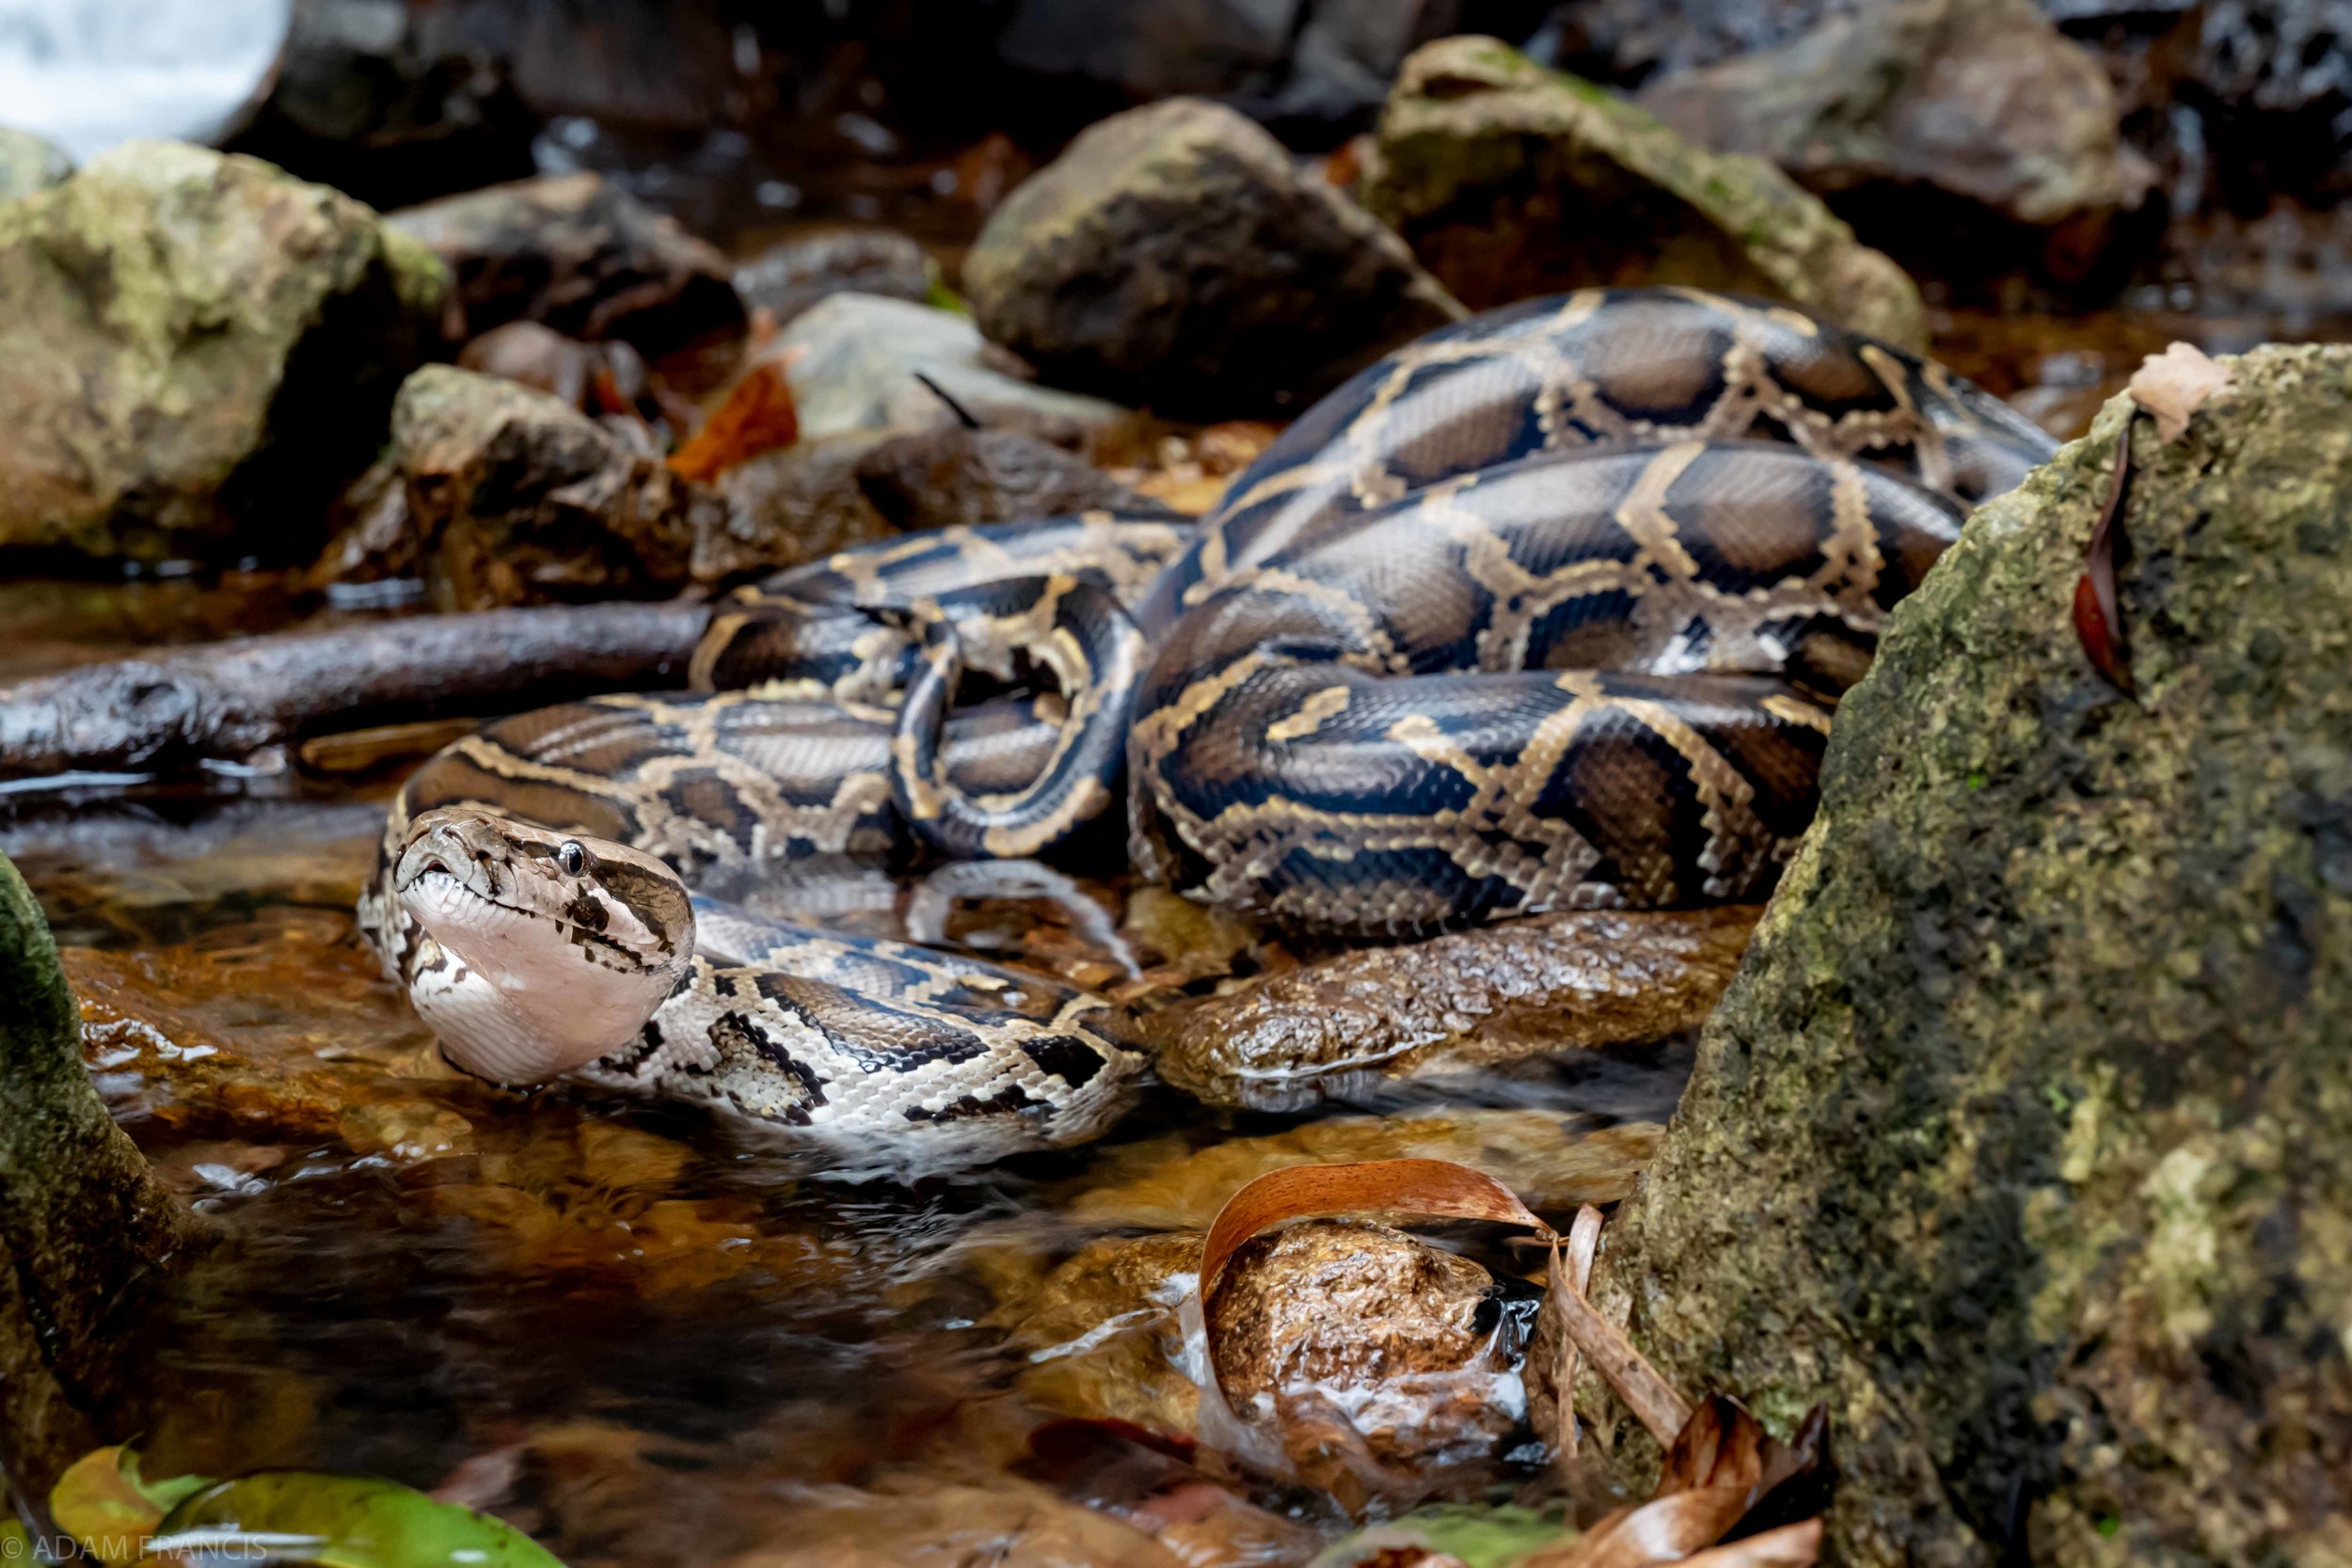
[1,570,1686,1559]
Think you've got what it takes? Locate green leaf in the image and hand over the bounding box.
[1311,1502,1572,1568]
[150,1472,564,1568]
[50,1446,210,1565]
[1,1518,39,1562]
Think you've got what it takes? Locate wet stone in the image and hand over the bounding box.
[1359,35,1929,349]
[390,172,745,356]
[1144,907,1757,1111]
[732,228,936,328]
[851,427,1170,533]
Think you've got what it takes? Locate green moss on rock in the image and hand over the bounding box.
[0,140,448,562]
[1359,36,1927,350]
[1592,346,2352,1564]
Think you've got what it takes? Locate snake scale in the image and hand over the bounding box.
[361,287,2056,1164]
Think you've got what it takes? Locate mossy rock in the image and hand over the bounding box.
[1593,345,2352,1563]
[0,140,447,562]
[1359,36,1927,351]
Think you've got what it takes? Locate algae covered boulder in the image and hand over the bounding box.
[1359,36,1927,350]
[1593,345,2352,1564]
[965,97,1463,416]
[0,141,447,563]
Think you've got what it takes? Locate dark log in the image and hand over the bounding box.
[0,601,710,781]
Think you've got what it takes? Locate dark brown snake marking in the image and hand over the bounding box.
[365,287,2056,1133]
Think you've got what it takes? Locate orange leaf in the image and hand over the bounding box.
[668,356,800,483]
[1679,1518,1823,1566]
[1199,1158,1554,1303]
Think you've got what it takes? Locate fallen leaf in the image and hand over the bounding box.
[2074,419,2136,695]
[1199,1159,1554,1304]
[150,1468,564,1567]
[51,1446,211,1565]
[2127,341,2233,443]
[1678,1519,1824,1566]
[668,356,801,483]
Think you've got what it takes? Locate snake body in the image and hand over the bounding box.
[364,288,2056,1157]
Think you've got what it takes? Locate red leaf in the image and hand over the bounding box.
[2074,419,2135,695]
[668,356,800,483]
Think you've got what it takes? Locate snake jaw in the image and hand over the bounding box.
[394,809,695,1085]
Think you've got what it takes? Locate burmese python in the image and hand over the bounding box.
[363,287,2056,1159]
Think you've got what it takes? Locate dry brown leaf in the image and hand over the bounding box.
[1198,1158,1553,1302]
[1545,1237,1693,1446]
[1519,1486,1754,1567]
[1656,1395,1769,1498]
[2127,341,2233,443]
[669,354,802,483]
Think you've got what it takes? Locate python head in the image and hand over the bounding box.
[393,807,693,1085]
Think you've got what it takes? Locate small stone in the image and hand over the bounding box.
[771,293,1134,451]
[1638,0,2154,282]
[390,365,721,610]
[965,97,1463,416]
[1359,36,1928,350]
[0,141,446,562]
[0,125,72,203]
[851,427,1167,533]
[390,172,744,356]
[732,228,936,328]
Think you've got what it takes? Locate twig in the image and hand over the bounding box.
[1546,1211,1695,1446]
[914,371,983,430]
[0,601,711,781]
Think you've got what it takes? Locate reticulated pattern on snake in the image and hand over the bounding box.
[362,286,2056,1160]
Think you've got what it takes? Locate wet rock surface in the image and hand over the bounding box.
[1639,0,2155,283]
[965,97,1463,416]
[1359,35,1929,348]
[732,228,936,327]
[0,141,446,563]
[389,172,745,356]
[772,293,1135,450]
[851,427,1168,532]
[215,0,542,212]
[391,364,722,609]
[1596,347,2352,1564]
[0,125,72,203]
[1146,907,1757,1111]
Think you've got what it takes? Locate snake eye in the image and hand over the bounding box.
[557,841,586,877]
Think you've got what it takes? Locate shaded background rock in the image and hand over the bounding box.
[966,97,1463,415]
[771,293,1136,451]
[391,364,720,609]
[0,140,445,564]
[732,228,937,329]
[389,171,744,356]
[692,434,899,587]
[1593,348,2352,1563]
[851,428,1169,533]
[1359,37,1929,348]
[1638,0,2158,287]
[216,0,542,212]
[0,125,72,203]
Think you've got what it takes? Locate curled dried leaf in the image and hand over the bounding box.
[2128,341,2233,443]
[2074,418,2136,695]
[1197,1158,1553,1304]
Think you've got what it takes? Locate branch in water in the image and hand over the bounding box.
[0,601,711,781]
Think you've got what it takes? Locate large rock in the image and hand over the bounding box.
[391,365,721,610]
[0,126,72,204]
[0,852,199,1490]
[965,98,1463,416]
[771,293,1135,451]
[1593,346,2352,1564]
[215,0,542,211]
[1640,0,2153,283]
[0,141,446,563]
[389,172,744,356]
[1359,36,1928,349]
